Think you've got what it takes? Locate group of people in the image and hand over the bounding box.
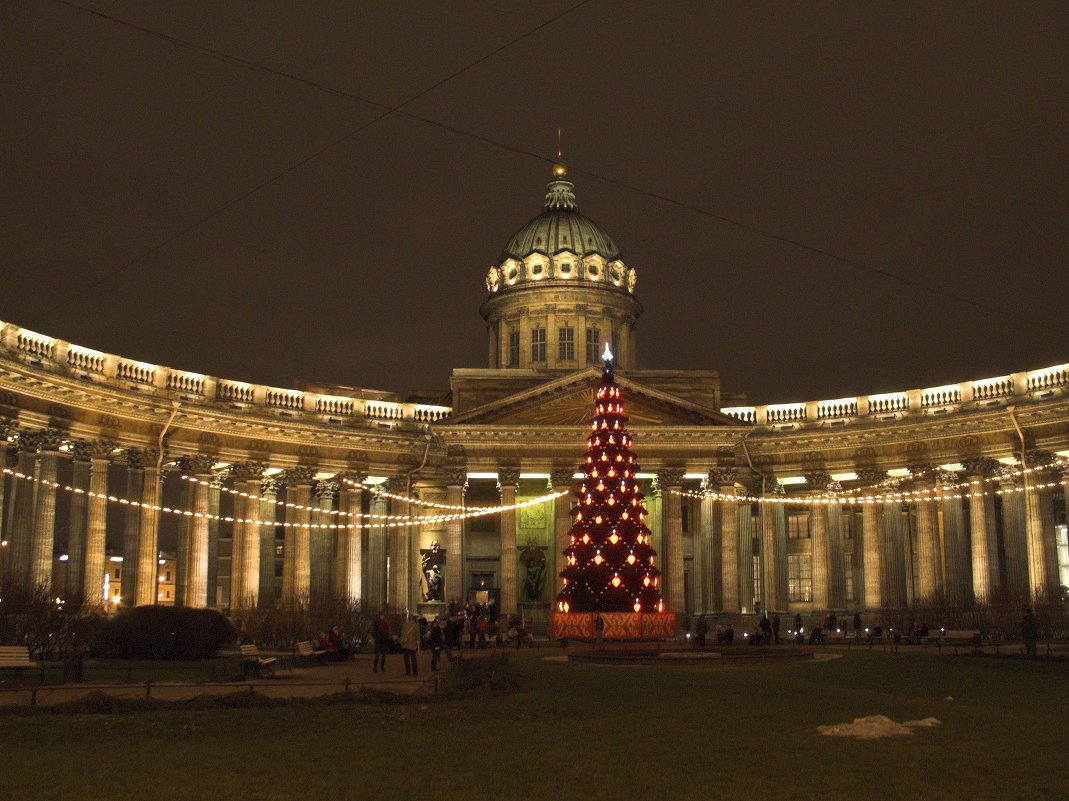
[368,601,502,675]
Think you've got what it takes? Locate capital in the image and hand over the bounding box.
[180,453,217,476]
[709,467,737,488]
[656,468,685,488]
[444,467,468,487]
[960,457,998,478]
[856,466,886,485]
[260,476,283,496]
[316,478,340,501]
[497,467,521,488]
[123,448,147,471]
[282,465,317,486]
[804,470,830,489]
[937,470,961,490]
[230,460,266,482]
[550,467,575,488]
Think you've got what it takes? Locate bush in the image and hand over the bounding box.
[92,606,235,660]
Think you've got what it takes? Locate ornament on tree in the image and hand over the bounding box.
[556,342,664,615]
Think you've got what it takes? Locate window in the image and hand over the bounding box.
[1057,525,1069,589]
[558,326,574,360]
[752,554,761,610]
[788,554,813,602]
[507,330,520,367]
[531,328,546,362]
[788,512,810,539]
[841,510,854,539]
[586,327,600,362]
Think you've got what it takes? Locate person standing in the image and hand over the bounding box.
[429,617,444,671]
[1022,608,1039,657]
[771,613,781,645]
[594,611,605,651]
[400,614,421,676]
[372,612,390,673]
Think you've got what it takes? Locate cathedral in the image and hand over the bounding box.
[1,162,1067,624]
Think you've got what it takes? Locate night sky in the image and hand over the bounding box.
[4,2,1067,406]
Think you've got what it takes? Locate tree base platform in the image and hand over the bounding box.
[550,611,677,641]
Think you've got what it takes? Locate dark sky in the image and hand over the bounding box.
[4,2,1067,405]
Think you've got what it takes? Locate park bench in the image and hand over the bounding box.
[294,640,328,664]
[938,630,982,653]
[240,644,277,677]
[0,645,37,683]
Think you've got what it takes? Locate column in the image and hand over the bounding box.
[30,429,65,594]
[135,448,161,606]
[713,469,739,612]
[83,442,113,607]
[367,484,390,613]
[174,469,192,607]
[444,468,467,606]
[856,467,885,610]
[0,420,12,581]
[416,481,447,607]
[761,480,787,613]
[120,448,145,607]
[699,476,718,613]
[497,468,520,618]
[825,482,847,610]
[881,500,907,608]
[962,458,999,601]
[383,476,410,614]
[311,477,337,608]
[657,469,685,614]
[335,474,363,607]
[736,494,754,614]
[282,466,315,608]
[206,473,223,608]
[939,471,971,604]
[909,468,942,601]
[998,471,1029,597]
[258,476,281,608]
[5,430,38,585]
[806,471,831,610]
[66,443,92,605]
[550,468,574,605]
[1022,452,1059,598]
[185,455,215,608]
[230,461,264,610]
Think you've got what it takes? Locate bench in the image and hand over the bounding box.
[938,630,982,653]
[294,640,328,664]
[240,644,277,677]
[0,645,37,684]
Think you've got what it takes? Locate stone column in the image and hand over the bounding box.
[1022,453,1059,598]
[230,462,264,610]
[82,442,112,607]
[206,473,223,608]
[174,471,191,607]
[962,458,999,601]
[939,471,971,604]
[825,482,847,610]
[657,469,685,614]
[761,480,787,613]
[367,484,390,613]
[135,448,161,606]
[713,469,739,612]
[29,429,64,594]
[66,443,92,605]
[416,481,447,607]
[335,474,364,607]
[382,476,410,614]
[185,455,215,608]
[881,500,907,608]
[806,471,831,610]
[258,476,281,608]
[282,466,315,608]
[5,431,38,586]
[497,468,520,617]
[856,467,885,610]
[550,468,574,605]
[120,448,145,607]
[998,471,1029,597]
[444,468,467,606]
[909,468,942,601]
[311,477,338,608]
[699,475,719,613]
[736,495,755,614]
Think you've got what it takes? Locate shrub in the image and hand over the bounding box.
[92,606,235,660]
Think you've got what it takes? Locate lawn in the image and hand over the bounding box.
[1,649,1066,801]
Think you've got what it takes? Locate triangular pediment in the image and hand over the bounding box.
[445,368,741,427]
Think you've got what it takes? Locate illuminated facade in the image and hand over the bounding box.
[1,164,1067,622]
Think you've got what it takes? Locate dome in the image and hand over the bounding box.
[499,168,621,262]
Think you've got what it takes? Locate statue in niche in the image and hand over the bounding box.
[518,538,548,601]
[420,541,445,602]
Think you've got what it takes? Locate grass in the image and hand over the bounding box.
[1,649,1066,801]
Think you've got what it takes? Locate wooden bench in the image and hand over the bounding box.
[294,640,327,664]
[240,644,277,677]
[938,630,982,653]
[0,645,37,684]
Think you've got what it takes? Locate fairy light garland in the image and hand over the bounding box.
[341,476,494,512]
[3,468,565,530]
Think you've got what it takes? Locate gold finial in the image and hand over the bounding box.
[552,127,567,179]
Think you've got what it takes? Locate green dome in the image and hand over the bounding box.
[499,177,621,262]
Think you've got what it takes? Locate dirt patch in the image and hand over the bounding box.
[817,715,941,739]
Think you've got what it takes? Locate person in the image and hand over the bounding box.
[316,631,339,659]
[428,617,444,671]
[372,612,390,673]
[447,597,459,618]
[327,625,350,661]
[759,615,772,645]
[466,607,477,649]
[771,612,781,645]
[400,614,420,676]
[723,623,734,645]
[794,613,803,633]
[695,616,708,647]
[853,612,863,635]
[476,614,489,648]
[594,611,605,651]
[1022,608,1039,657]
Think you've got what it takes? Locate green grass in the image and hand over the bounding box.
[1,650,1066,801]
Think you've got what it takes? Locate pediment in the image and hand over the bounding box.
[446,369,741,427]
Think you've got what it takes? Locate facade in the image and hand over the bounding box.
[1,163,1068,623]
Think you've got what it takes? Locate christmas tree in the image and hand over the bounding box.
[556,344,664,614]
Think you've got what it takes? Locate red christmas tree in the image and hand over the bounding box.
[556,346,664,614]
